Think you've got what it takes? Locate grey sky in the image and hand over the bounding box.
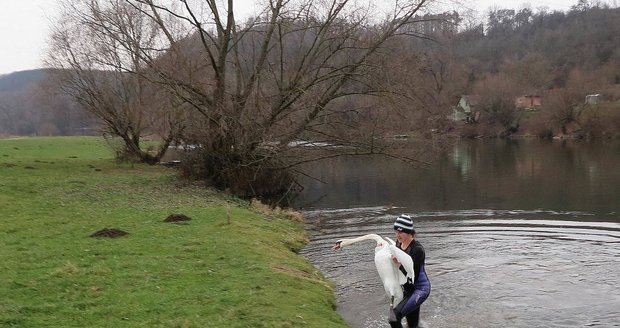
[0,0,595,76]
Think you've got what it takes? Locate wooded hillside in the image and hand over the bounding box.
[0,70,45,93]
[1,3,619,139]
[456,5,620,89]
[441,4,620,138]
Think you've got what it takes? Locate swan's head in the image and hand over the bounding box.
[333,234,384,250]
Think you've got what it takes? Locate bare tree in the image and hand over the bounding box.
[501,52,554,91]
[539,68,608,136]
[48,0,437,197]
[376,29,467,136]
[473,74,520,136]
[32,78,98,136]
[47,0,186,163]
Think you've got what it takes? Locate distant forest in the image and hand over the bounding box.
[458,4,620,81]
[0,68,95,136]
[1,3,619,138]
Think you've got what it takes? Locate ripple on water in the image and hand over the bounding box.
[301,207,620,328]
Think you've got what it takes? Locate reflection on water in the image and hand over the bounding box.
[295,140,620,328]
[293,139,620,217]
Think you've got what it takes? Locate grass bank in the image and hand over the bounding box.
[0,137,348,328]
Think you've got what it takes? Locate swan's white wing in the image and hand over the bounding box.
[388,244,415,284]
[374,246,403,304]
[385,237,396,246]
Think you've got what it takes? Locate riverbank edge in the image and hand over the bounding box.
[0,136,349,327]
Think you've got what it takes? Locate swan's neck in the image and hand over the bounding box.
[339,234,384,248]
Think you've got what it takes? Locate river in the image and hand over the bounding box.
[293,139,620,328]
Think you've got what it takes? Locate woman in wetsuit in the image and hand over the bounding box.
[390,214,431,328]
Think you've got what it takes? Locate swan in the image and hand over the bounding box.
[333,234,415,307]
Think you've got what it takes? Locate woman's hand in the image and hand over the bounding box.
[391,255,401,266]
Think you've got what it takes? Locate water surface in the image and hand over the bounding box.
[295,139,620,327]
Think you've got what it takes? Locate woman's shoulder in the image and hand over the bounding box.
[411,240,425,253]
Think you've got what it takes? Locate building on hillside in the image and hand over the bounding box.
[515,94,542,110]
[585,94,600,105]
[451,95,480,123]
[398,12,460,36]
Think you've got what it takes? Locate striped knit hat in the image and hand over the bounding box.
[393,214,414,233]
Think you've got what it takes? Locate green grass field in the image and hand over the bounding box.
[0,137,348,328]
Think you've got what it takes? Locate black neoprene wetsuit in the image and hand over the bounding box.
[390,240,431,328]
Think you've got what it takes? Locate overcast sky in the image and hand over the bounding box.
[0,0,597,76]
